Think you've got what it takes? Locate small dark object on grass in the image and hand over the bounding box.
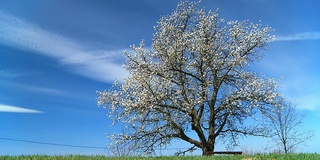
[204,151,242,156]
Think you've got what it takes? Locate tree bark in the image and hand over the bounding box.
[202,140,214,156]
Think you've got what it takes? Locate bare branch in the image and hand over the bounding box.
[175,145,197,156]
[267,102,315,154]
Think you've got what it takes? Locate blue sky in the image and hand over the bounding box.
[0,0,320,156]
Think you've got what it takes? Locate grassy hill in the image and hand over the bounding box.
[0,154,320,160]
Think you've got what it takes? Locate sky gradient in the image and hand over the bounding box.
[0,0,320,155]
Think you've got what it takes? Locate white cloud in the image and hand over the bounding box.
[21,84,68,96]
[0,104,42,113]
[0,70,28,78]
[0,10,128,83]
[254,49,320,110]
[0,79,68,96]
[280,75,320,111]
[276,32,320,41]
[296,92,320,110]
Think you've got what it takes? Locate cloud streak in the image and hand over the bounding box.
[0,70,28,78]
[276,32,320,41]
[0,80,79,100]
[19,84,68,96]
[0,104,42,113]
[0,10,128,83]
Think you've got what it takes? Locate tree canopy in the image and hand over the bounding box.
[97,1,283,156]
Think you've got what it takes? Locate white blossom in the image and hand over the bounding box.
[97,1,283,156]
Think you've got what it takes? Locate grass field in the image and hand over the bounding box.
[0,154,320,160]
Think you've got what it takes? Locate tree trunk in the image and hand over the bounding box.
[202,142,214,156]
[284,144,288,154]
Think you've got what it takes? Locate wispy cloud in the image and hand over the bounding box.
[1,80,72,97]
[0,10,128,83]
[0,104,42,113]
[296,92,320,111]
[276,32,320,41]
[0,70,24,78]
[0,69,33,78]
[20,84,68,96]
[255,49,320,110]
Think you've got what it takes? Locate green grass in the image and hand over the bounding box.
[0,154,320,160]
